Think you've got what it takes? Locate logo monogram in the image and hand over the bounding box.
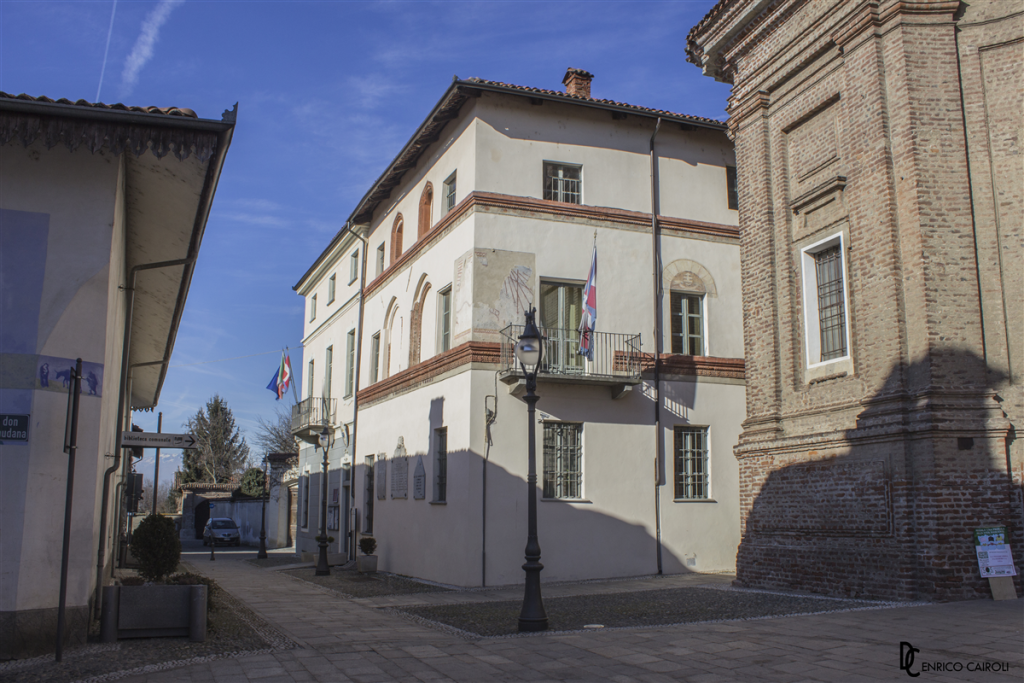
[900,642,920,677]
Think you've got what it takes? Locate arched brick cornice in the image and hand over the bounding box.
[664,258,718,297]
[417,182,434,240]
[409,275,432,367]
[390,214,404,265]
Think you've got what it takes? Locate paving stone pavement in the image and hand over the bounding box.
[115,547,1024,682]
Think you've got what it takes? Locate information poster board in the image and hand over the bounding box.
[974,526,1017,578]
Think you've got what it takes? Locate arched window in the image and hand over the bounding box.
[390,214,404,266]
[418,183,433,240]
[409,276,431,367]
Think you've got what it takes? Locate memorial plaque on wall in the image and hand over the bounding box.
[375,457,386,500]
[413,456,426,500]
[391,437,408,499]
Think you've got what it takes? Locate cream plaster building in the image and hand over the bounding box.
[294,70,745,586]
[0,93,234,657]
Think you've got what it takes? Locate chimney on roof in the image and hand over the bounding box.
[563,68,594,98]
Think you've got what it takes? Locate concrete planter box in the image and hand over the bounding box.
[357,555,378,573]
[100,585,206,642]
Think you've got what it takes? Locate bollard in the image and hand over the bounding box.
[100,585,119,642]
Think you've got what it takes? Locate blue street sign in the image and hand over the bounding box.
[208,502,215,509]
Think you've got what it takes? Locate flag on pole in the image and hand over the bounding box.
[578,241,597,360]
[266,351,293,400]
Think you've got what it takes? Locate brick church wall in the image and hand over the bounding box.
[688,0,1022,600]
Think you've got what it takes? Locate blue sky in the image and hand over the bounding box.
[1,0,730,484]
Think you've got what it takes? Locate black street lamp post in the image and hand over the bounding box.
[257,456,269,559]
[315,425,333,576]
[516,308,548,632]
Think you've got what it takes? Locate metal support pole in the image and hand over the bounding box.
[56,359,82,661]
[152,412,161,515]
[257,457,269,559]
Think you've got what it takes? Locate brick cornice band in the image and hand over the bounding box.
[357,341,501,407]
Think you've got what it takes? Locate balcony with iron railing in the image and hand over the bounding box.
[291,396,337,444]
[499,325,642,399]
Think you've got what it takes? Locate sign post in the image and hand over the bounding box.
[974,526,1018,600]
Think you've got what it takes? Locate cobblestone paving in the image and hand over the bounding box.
[283,566,454,599]
[14,545,1022,682]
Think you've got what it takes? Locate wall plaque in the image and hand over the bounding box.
[391,437,408,499]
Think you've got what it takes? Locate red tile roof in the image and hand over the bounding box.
[464,77,725,127]
[0,91,197,118]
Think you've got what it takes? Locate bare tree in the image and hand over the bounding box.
[254,405,299,457]
[142,476,176,514]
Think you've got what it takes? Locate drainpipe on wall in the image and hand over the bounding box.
[94,256,195,618]
[341,221,368,561]
[650,117,664,576]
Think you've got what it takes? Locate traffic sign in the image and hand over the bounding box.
[209,502,215,510]
[120,431,197,449]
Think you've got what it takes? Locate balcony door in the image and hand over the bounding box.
[540,281,584,375]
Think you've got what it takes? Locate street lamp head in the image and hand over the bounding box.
[318,426,331,451]
[515,308,543,375]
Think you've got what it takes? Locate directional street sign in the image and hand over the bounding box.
[120,431,197,449]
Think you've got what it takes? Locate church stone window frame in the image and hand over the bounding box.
[800,231,852,371]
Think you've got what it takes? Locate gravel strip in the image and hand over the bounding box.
[283,566,454,598]
[397,585,887,637]
[2,578,299,683]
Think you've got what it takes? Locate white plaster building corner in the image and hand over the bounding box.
[292,68,746,586]
[0,94,234,658]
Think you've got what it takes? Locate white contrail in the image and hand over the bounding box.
[96,0,118,102]
[120,0,185,97]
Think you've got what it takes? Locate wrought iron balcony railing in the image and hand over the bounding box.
[291,396,337,444]
[499,325,642,386]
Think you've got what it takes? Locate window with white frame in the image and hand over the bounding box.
[307,360,314,398]
[369,332,381,384]
[437,286,452,353]
[543,422,582,499]
[324,346,333,402]
[543,162,582,204]
[674,426,709,500]
[376,243,385,276]
[800,234,850,366]
[434,427,447,502]
[443,172,457,213]
[344,330,355,398]
[301,470,311,528]
[309,294,317,322]
[328,275,336,304]
[670,292,704,356]
[363,455,374,533]
[349,250,359,284]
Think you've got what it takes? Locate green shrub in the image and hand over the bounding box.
[131,514,181,581]
[239,467,266,498]
[358,537,377,555]
[166,572,218,614]
[118,576,145,586]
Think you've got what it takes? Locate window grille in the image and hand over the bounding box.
[370,333,380,384]
[670,293,704,356]
[674,427,708,500]
[543,163,582,204]
[435,427,447,502]
[302,474,310,527]
[814,246,847,361]
[543,423,582,499]
[444,172,457,213]
[364,456,374,533]
[328,275,336,304]
[438,288,452,353]
[344,330,355,397]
